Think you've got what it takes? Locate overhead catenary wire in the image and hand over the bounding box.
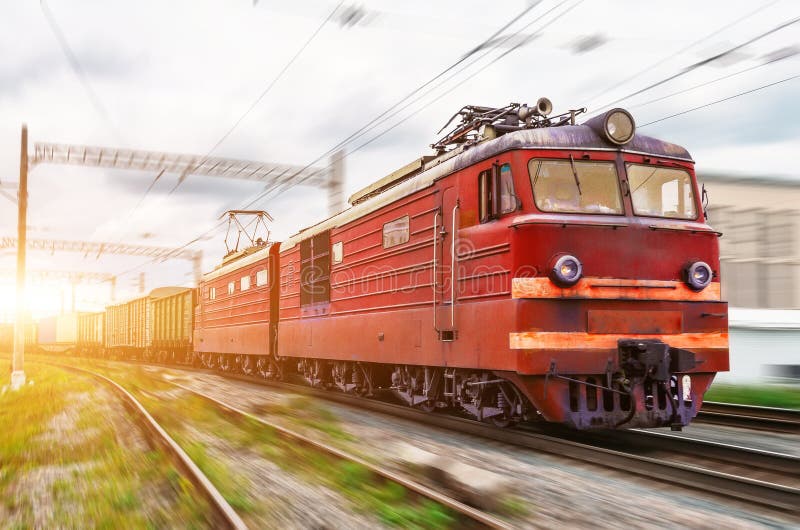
[583,1,781,108]
[589,14,800,116]
[627,51,797,111]
[231,0,552,209]
[237,0,583,211]
[166,0,345,196]
[112,1,345,255]
[39,0,123,142]
[109,0,560,282]
[639,73,800,127]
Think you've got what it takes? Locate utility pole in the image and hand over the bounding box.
[328,149,345,217]
[12,125,28,390]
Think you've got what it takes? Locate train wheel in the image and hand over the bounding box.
[417,400,436,413]
[217,353,232,372]
[490,415,516,428]
[241,355,255,376]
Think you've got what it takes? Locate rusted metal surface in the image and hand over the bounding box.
[512,277,721,301]
[151,288,194,360]
[77,312,104,355]
[509,331,728,350]
[587,309,683,334]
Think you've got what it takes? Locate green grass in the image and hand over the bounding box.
[68,358,459,528]
[0,357,213,528]
[705,383,800,409]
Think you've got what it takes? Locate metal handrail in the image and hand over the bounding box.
[451,202,459,328]
[432,210,440,332]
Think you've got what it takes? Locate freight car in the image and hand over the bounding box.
[37,313,80,353]
[193,101,728,430]
[151,287,195,364]
[77,312,104,357]
[104,287,193,360]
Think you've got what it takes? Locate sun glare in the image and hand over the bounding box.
[0,281,111,322]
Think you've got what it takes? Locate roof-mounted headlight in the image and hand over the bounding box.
[583,108,636,145]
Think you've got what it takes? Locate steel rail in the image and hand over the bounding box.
[198,369,800,514]
[46,362,248,530]
[53,356,800,515]
[157,380,512,529]
[697,401,800,434]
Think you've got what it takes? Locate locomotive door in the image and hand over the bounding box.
[435,186,459,341]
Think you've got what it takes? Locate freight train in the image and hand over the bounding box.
[32,101,730,430]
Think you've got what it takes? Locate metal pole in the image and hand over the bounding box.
[328,149,345,217]
[12,125,28,390]
[193,251,203,286]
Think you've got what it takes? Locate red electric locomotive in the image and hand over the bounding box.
[196,100,728,430]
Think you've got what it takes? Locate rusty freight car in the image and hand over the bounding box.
[105,287,189,360]
[151,287,195,364]
[77,312,104,356]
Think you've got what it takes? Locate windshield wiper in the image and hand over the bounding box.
[568,154,582,195]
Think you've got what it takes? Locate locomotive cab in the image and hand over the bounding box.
[487,108,729,429]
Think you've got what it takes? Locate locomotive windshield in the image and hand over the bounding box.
[529,159,623,214]
[627,164,697,220]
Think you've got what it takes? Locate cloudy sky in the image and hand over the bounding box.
[0,0,798,315]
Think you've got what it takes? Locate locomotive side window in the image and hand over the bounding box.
[227,281,235,295]
[627,165,697,220]
[241,276,250,291]
[332,241,343,264]
[209,287,216,300]
[529,159,622,214]
[256,269,268,287]
[383,216,410,248]
[479,163,517,222]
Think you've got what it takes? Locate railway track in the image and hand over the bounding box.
[53,356,800,516]
[49,362,248,530]
[69,359,512,529]
[696,401,800,433]
[182,366,800,514]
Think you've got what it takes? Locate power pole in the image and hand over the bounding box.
[12,125,28,390]
[328,149,345,217]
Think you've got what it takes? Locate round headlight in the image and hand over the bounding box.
[551,255,583,286]
[685,261,712,291]
[604,109,635,144]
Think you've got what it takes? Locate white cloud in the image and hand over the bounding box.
[1,0,798,310]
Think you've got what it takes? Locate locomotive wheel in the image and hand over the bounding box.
[490,415,516,428]
[241,355,255,376]
[417,400,436,413]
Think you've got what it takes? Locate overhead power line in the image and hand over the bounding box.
[39,0,122,142]
[205,1,345,157]
[236,0,576,210]
[627,50,797,111]
[590,14,800,115]
[166,0,344,198]
[246,0,584,210]
[109,0,582,281]
[584,1,780,107]
[639,73,800,127]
